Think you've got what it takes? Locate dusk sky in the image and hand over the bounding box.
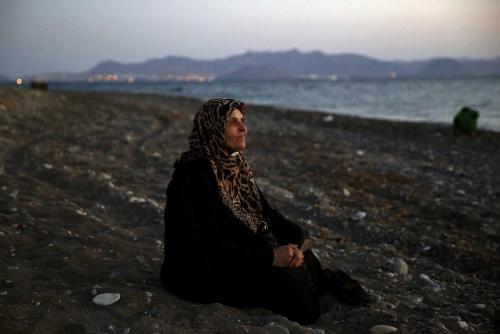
[1,0,499,77]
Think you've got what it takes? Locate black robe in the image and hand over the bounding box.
[160,154,325,324]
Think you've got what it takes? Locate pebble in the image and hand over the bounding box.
[75,209,87,216]
[457,321,468,329]
[419,273,441,292]
[393,258,408,276]
[323,115,334,122]
[145,291,154,298]
[356,150,365,156]
[413,295,424,304]
[304,328,325,334]
[99,172,112,181]
[43,164,53,169]
[353,211,366,221]
[107,272,120,279]
[369,325,397,333]
[475,303,486,309]
[343,188,351,196]
[262,323,290,334]
[92,293,120,306]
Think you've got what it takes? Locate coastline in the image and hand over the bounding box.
[0,87,498,333]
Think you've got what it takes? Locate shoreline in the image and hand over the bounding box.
[0,88,498,333]
[1,78,500,133]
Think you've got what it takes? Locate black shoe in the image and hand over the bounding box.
[321,269,372,306]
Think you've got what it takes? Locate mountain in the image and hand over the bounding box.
[0,74,11,82]
[39,50,500,81]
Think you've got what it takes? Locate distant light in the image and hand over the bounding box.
[127,77,134,84]
[16,78,23,85]
[329,75,338,81]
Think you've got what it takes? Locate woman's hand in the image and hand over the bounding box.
[272,244,304,268]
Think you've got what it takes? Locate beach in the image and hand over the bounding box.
[0,87,499,333]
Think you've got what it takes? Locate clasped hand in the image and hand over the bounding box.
[272,239,310,268]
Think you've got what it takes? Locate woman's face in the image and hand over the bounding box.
[224,109,247,152]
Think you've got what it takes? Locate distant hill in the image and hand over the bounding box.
[38,50,500,81]
[0,74,11,82]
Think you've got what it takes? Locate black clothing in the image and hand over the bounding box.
[160,154,323,324]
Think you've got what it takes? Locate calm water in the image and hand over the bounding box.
[48,78,500,131]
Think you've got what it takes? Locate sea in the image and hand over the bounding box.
[48,77,500,132]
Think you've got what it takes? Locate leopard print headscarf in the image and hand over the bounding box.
[180,98,262,233]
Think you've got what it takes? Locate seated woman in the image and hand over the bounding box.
[160,98,370,324]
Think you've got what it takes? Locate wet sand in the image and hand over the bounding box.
[0,87,499,333]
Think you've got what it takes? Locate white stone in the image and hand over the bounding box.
[304,328,326,334]
[419,273,441,292]
[370,325,397,333]
[92,293,120,306]
[475,303,486,309]
[458,321,468,329]
[323,115,334,122]
[262,323,290,334]
[353,211,366,221]
[394,258,408,275]
[343,188,351,196]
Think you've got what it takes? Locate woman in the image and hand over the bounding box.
[160,98,370,324]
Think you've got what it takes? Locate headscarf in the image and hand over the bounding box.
[179,98,262,233]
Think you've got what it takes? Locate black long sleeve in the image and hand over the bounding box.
[258,188,309,248]
[164,161,274,275]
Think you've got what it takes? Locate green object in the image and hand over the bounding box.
[454,107,479,135]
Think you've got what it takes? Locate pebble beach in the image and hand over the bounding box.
[0,87,499,333]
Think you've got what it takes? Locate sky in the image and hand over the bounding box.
[1,0,499,77]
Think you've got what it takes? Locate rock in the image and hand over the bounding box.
[343,188,351,196]
[30,81,48,90]
[356,150,365,156]
[304,328,325,334]
[145,291,153,298]
[457,320,468,329]
[369,325,397,333]
[419,274,441,292]
[107,272,120,279]
[393,259,408,276]
[353,211,366,221]
[92,293,120,306]
[475,303,486,309]
[262,323,290,334]
[323,115,334,122]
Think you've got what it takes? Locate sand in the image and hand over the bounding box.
[0,87,499,333]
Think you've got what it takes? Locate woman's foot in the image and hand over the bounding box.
[321,269,372,306]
